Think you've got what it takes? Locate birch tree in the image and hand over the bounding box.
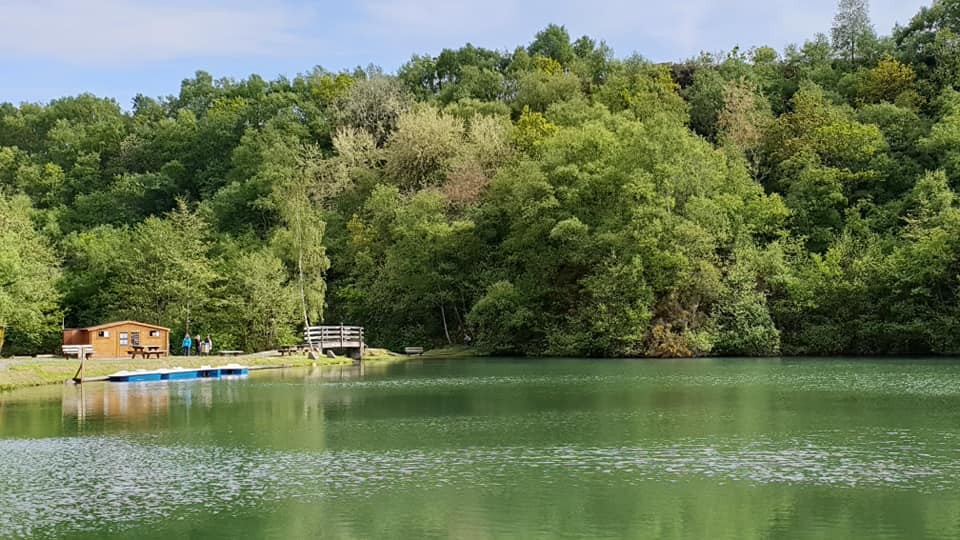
[271,144,331,348]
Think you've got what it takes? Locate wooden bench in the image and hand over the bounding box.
[219,350,244,356]
[404,347,424,356]
[62,345,94,359]
[278,346,301,356]
[63,345,95,382]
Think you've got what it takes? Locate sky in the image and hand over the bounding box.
[0,0,932,108]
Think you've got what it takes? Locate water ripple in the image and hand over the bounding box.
[312,371,960,397]
[1,431,957,538]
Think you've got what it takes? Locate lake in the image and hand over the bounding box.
[1,357,959,539]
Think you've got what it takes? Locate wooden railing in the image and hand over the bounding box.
[303,325,364,349]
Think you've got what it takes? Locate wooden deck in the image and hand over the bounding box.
[304,325,365,360]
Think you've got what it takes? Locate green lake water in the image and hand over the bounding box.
[1,357,960,539]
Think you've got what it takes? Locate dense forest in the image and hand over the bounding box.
[2,0,960,357]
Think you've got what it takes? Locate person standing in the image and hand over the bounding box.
[205,335,213,357]
[182,333,192,356]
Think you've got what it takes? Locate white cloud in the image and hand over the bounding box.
[0,0,931,69]
[0,0,323,65]
[345,0,719,65]
[353,0,929,63]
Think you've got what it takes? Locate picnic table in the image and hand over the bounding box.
[278,346,303,356]
[128,345,167,359]
[219,350,244,356]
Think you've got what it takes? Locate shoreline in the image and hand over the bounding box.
[5,350,957,393]
[0,354,354,393]
[0,346,479,393]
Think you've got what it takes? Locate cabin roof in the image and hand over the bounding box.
[69,320,171,332]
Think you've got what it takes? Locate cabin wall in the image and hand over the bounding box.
[89,330,116,358]
[62,329,89,346]
[88,324,169,358]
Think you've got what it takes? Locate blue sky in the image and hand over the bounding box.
[1,0,930,108]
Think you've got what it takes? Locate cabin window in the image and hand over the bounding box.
[119,332,129,346]
[149,330,160,337]
[131,332,140,346]
[97,330,110,338]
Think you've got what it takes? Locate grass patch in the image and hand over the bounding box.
[419,346,480,359]
[361,346,481,363]
[362,347,409,364]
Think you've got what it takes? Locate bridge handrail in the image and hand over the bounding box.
[303,325,365,344]
[304,327,364,335]
[304,327,364,332]
[304,325,364,331]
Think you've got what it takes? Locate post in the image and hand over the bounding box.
[71,347,86,384]
[77,380,85,427]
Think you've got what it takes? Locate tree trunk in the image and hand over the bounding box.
[296,207,314,351]
[453,304,464,329]
[0,325,5,355]
[441,304,452,345]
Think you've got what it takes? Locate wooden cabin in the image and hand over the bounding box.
[63,320,170,358]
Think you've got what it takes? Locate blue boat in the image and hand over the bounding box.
[164,369,201,381]
[220,365,249,376]
[197,368,221,378]
[107,370,165,382]
[106,365,249,383]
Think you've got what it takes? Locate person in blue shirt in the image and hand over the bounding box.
[182,333,192,356]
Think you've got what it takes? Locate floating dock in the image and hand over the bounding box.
[106,364,249,383]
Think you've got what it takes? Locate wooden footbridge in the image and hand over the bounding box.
[304,325,365,360]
